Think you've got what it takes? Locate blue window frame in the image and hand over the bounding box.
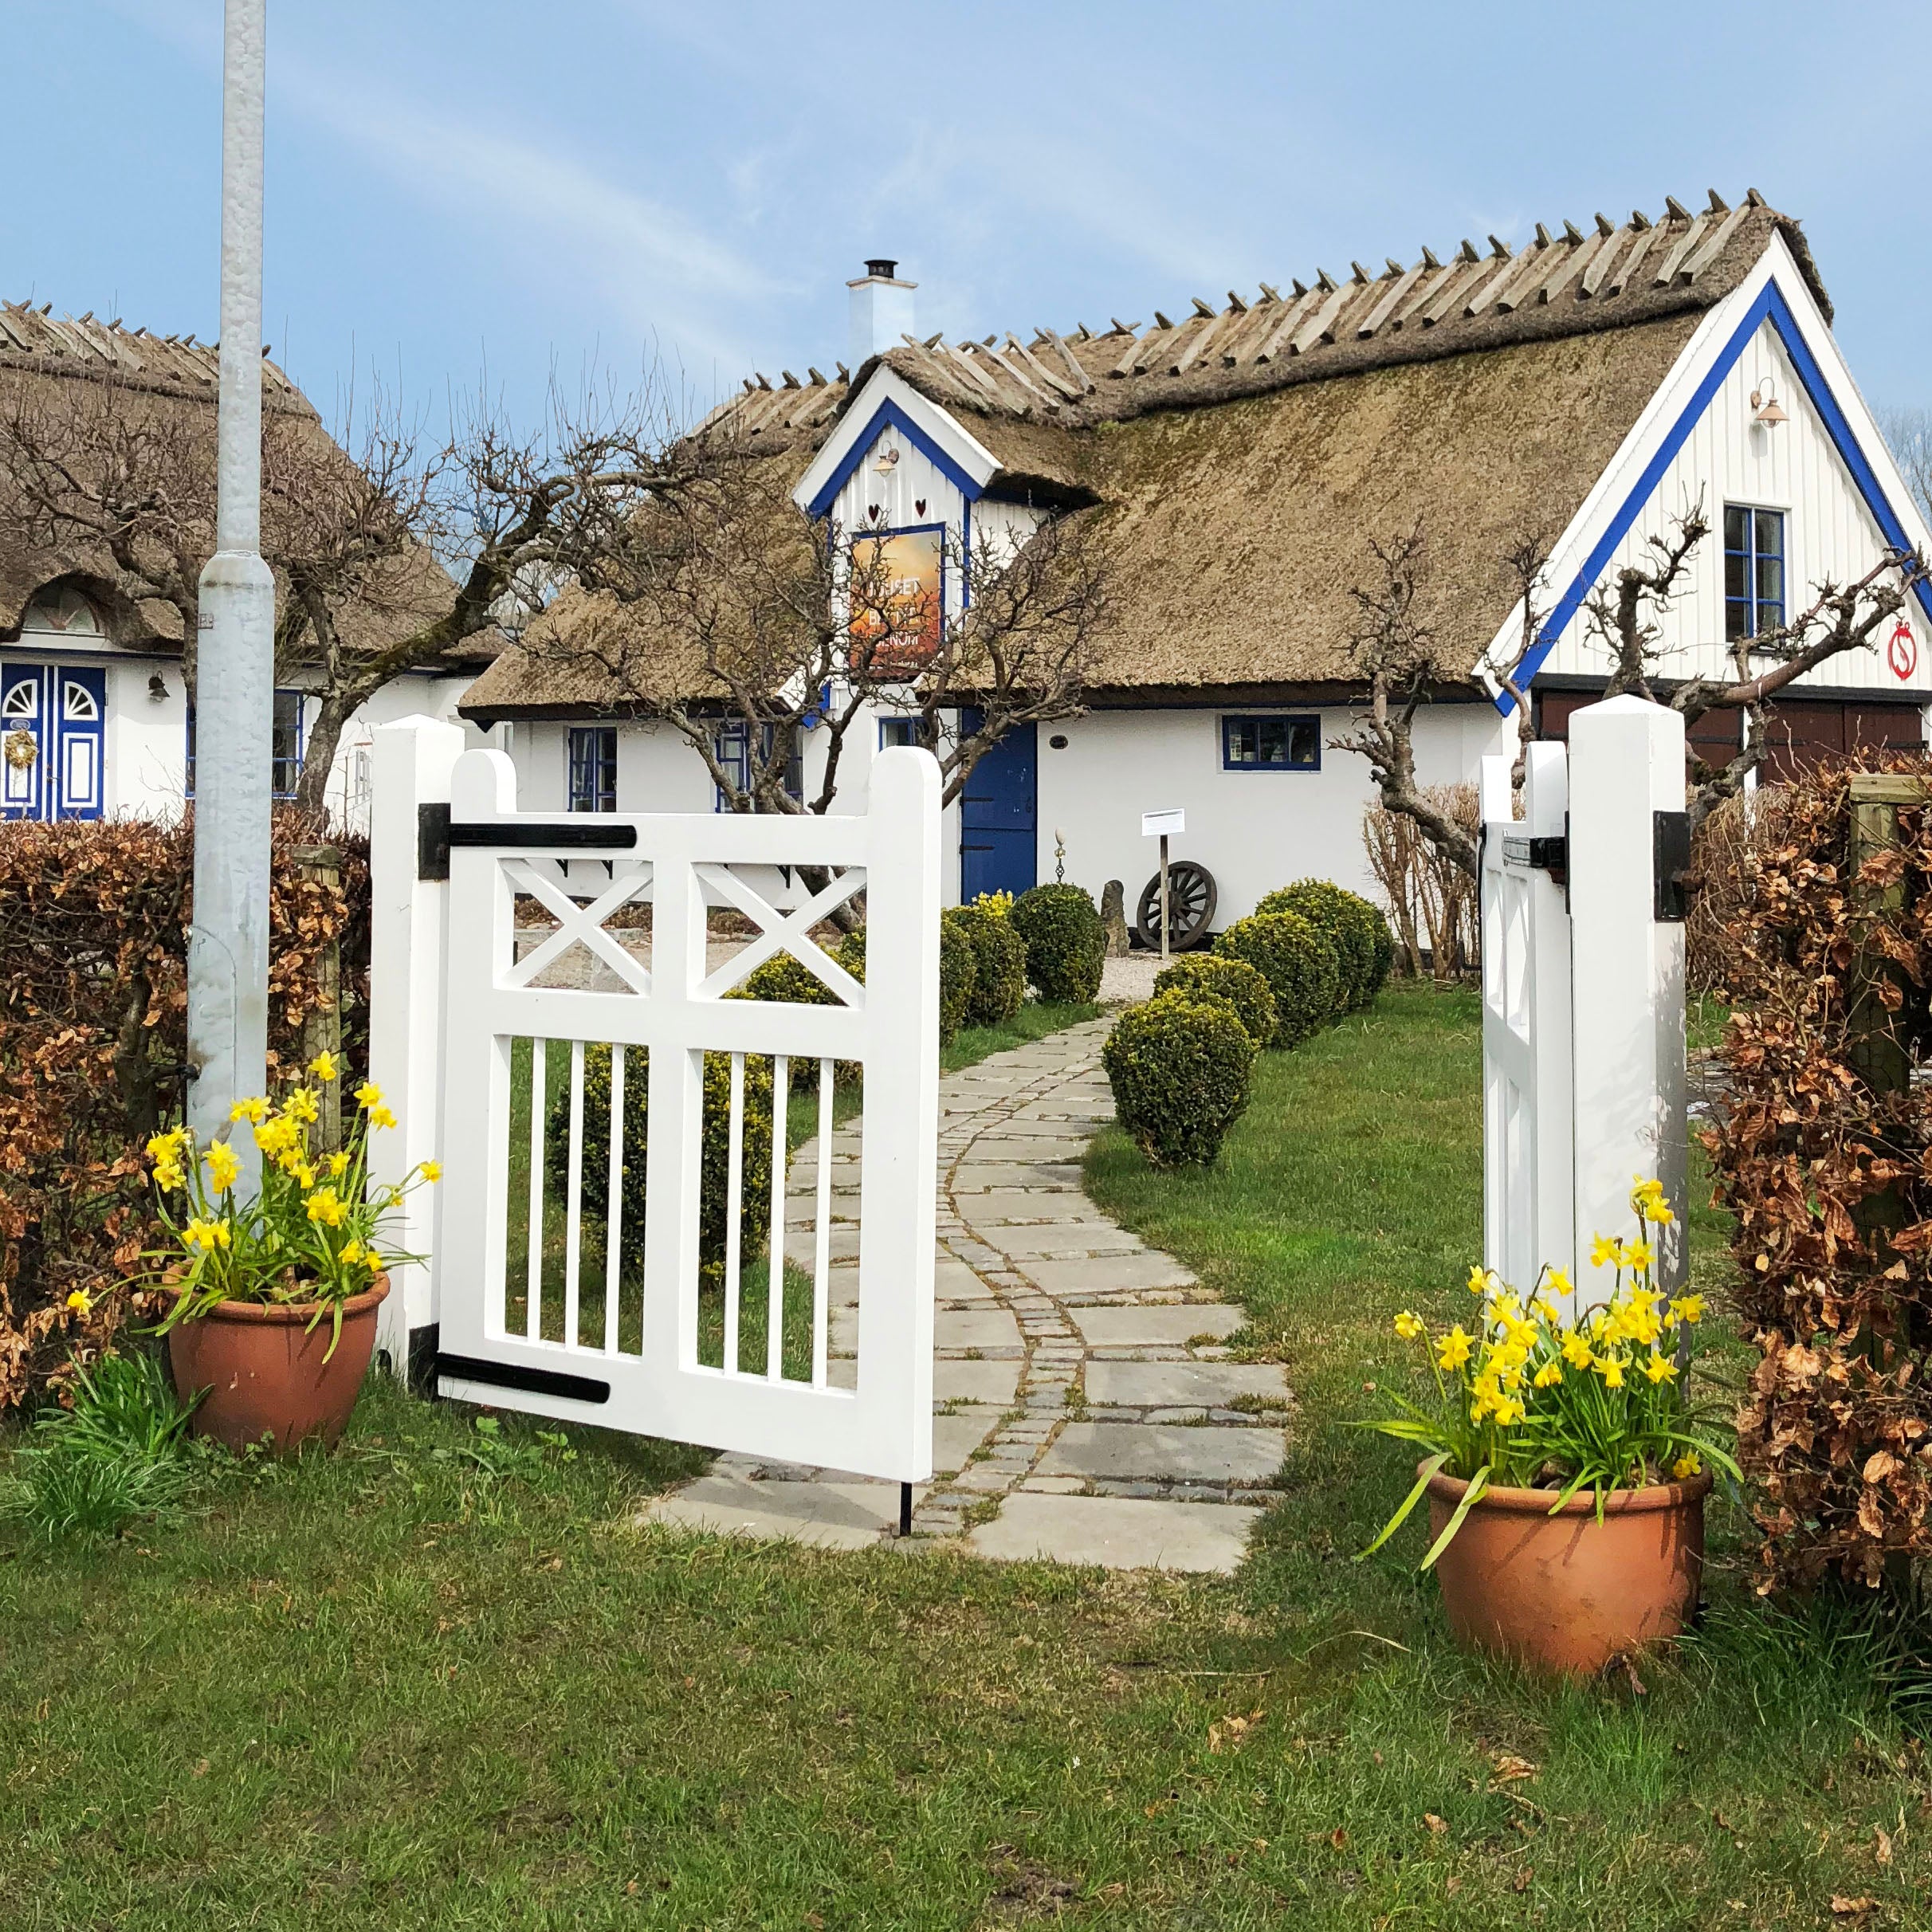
[1724,505,1786,642]
[567,725,618,812]
[878,717,923,750]
[713,722,803,810]
[186,688,304,799]
[1221,713,1319,772]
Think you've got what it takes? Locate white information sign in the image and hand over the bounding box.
[1141,808,1184,838]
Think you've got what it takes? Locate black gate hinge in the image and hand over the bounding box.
[1654,809,1690,921]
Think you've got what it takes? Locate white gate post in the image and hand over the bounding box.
[367,715,465,1371]
[1566,696,1689,1290]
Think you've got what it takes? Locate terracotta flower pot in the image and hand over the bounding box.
[167,1275,389,1454]
[1424,1463,1713,1675]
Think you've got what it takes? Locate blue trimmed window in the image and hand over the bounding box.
[185,689,304,799]
[1724,505,1786,642]
[1221,713,1319,772]
[567,726,617,812]
[713,722,803,810]
[879,717,922,750]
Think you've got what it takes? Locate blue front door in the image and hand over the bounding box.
[960,713,1037,901]
[0,662,106,820]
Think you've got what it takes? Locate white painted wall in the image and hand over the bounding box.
[1037,702,1508,925]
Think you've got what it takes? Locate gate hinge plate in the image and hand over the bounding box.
[1502,833,1567,878]
[418,801,451,881]
[1653,808,1690,921]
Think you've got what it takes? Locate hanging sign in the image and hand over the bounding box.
[1887,619,1918,682]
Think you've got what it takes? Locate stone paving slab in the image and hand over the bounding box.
[1026,1253,1198,1294]
[1085,1361,1291,1410]
[935,1359,1023,1406]
[643,1476,922,1550]
[967,1493,1255,1573]
[1037,1422,1286,1486]
[1069,1304,1244,1346]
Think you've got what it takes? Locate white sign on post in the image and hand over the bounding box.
[1141,808,1184,838]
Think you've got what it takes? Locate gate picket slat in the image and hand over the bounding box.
[768,1053,788,1381]
[527,1037,547,1338]
[604,1045,624,1353]
[564,1039,585,1348]
[724,1051,745,1375]
[812,1057,833,1388]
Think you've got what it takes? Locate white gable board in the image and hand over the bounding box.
[1501,234,1932,703]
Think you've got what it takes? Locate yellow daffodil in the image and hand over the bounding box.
[230,1097,269,1125]
[285,1087,320,1125]
[1643,1198,1675,1225]
[1436,1326,1474,1372]
[146,1128,187,1162]
[65,1288,92,1315]
[418,1159,442,1184]
[1643,1353,1679,1384]
[328,1151,349,1179]
[1623,1237,1655,1271]
[304,1188,348,1229]
[308,1050,339,1082]
[1543,1267,1573,1302]
[1594,1355,1627,1389]
[183,1216,231,1253]
[1671,1451,1702,1481]
[369,1104,398,1131]
[1561,1329,1594,1368]
[1466,1263,1490,1297]
[340,1238,366,1266]
[355,1082,383,1110]
[153,1162,184,1192]
[204,1139,241,1192]
[1491,1396,1526,1427]
[1667,1294,1704,1326]
[254,1115,300,1159]
[1533,1360,1563,1388]
[1590,1234,1620,1270]
[1393,1310,1424,1341]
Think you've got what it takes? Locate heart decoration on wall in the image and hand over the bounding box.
[867,504,883,523]
[915,498,927,518]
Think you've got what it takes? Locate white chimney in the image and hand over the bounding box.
[847,259,916,373]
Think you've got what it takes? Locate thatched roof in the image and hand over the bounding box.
[465,189,1822,714]
[0,299,494,670]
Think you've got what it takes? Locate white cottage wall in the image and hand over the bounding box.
[1035,703,1508,927]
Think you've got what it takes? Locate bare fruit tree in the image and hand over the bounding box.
[0,361,678,814]
[522,443,1113,819]
[1338,505,1932,878]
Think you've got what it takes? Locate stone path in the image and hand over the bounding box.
[642,1016,1294,1572]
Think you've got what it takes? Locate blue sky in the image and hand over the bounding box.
[7,0,1928,436]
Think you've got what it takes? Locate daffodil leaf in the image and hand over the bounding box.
[1357,1451,1449,1561]
[1420,1464,1490,1570]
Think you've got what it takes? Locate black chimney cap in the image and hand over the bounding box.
[863,258,898,280]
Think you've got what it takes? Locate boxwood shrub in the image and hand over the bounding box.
[1153,952,1278,1051]
[810,921,976,1047]
[1010,884,1105,1004]
[1101,989,1255,1169]
[1256,879,1388,1008]
[1214,909,1341,1046]
[548,1043,775,1278]
[950,903,1027,1027]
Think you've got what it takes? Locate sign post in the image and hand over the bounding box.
[1141,808,1184,964]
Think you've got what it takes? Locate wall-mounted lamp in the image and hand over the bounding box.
[147,672,170,701]
[1749,379,1788,428]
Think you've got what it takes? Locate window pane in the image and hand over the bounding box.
[1724,552,1745,600]
[1724,505,1749,551]
[1757,555,1784,624]
[1255,719,1289,764]
[1223,715,1316,771]
[1288,719,1319,768]
[1725,599,1750,642]
[270,690,302,797]
[1224,719,1256,765]
[1755,509,1784,558]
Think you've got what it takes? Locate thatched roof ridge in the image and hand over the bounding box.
[0,299,311,414]
[697,191,1815,468]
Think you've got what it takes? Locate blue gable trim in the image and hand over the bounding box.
[1502,279,1932,713]
[803,395,987,522]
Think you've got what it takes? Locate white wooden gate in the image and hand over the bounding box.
[1480,696,1690,1301]
[370,730,940,1484]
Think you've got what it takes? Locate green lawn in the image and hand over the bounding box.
[2,984,1927,1928]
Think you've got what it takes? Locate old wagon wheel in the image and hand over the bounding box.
[1135,861,1218,952]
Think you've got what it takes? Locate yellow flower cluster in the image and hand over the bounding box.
[183,1216,231,1252]
[145,1127,188,1192]
[1391,1180,1703,1435]
[972,889,1015,918]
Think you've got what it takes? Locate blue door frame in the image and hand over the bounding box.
[0,662,106,821]
[959,711,1037,901]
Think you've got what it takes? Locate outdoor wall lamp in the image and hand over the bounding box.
[147,673,170,701]
[1750,379,1788,428]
